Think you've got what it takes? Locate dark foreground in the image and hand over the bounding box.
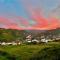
[0,42,60,60]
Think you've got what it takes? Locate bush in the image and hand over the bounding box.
[30,46,60,60]
[32,41,37,44]
[0,50,18,60]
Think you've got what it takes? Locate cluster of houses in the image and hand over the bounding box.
[0,34,60,45]
[26,34,60,44]
[0,41,21,45]
[26,35,49,43]
[0,35,49,45]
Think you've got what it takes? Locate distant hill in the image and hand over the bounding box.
[0,28,60,42]
[0,28,27,42]
[26,28,60,35]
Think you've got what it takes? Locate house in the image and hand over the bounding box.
[41,38,48,43]
[26,35,32,43]
[18,42,21,45]
[32,39,39,43]
[26,35,32,39]
[12,42,17,45]
[1,42,6,45]
[0,41,21,45]
[6,42,12,45]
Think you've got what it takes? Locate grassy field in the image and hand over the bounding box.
[0,42,60,60]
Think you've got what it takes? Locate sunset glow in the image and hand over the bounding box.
[0,0,60,30]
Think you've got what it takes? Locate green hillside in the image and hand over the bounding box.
[0,28,26,42]
[0,28,60,42]
[0,42,60,60]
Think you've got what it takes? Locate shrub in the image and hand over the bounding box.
[30,46,60,60]
[32,41,37,44]
[0,50,18,60]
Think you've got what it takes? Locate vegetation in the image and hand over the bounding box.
[0,28,60,60]
[30,44,60,60]
[0,42,60,60]
[0,28,26,42]
[0,28,60,42]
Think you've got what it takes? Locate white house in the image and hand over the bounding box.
[0,41,21,45]
[18,42,21,45]
[41,38,48,43]
[26,35,32,43]
[32,39,39,43]
[26,35,32,39]
[12,42,18,45]
[1,42,6,45]
[6,42,12,45]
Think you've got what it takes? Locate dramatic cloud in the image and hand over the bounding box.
[0,0,60,30]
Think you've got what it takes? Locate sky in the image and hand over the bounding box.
[0,0,60,30]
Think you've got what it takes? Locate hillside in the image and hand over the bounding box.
[0,28,26,42]
[0,28,60,42]
[0,42,60,60]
